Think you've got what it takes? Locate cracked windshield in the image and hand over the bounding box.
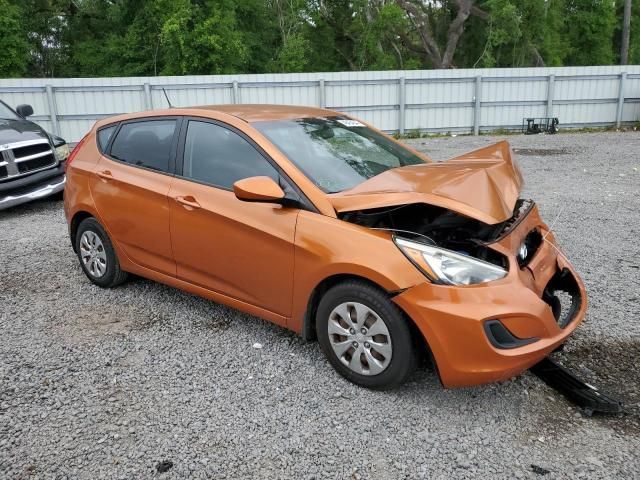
[254,117,426,192]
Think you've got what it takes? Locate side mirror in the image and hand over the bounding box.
[233,176,286,204]
[16,104,34,118]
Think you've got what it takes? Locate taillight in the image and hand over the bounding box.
[65,134,89,172]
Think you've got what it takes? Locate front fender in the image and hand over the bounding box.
[289,210,425,334]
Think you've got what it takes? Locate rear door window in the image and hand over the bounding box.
[110,120,177,173]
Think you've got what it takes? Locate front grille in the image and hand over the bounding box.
[13,142,51,159]
[17,154,56,174]
[0,139,57,180]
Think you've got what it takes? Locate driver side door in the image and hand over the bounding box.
[168,118,300,324]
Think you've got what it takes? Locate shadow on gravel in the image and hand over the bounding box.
[537,339,640,435]
[0,197,63,218]
[559,340,640,410]
[512,148,574,156]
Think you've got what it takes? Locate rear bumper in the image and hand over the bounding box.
[0,172,65,210]
[393,205,587,388]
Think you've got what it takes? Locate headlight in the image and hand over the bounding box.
[55,143,70,161]
[394,237,508,285]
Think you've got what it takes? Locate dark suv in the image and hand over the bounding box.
[0,100,69,210]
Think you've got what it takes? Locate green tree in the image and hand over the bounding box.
[11,0,73,77]
[266,0,311,72]
[614,0,640,64]
[395,0,485,69]
[349,1,410,70]
[61,0,135,77]
[236,0,281,73]
[161,0,248,75]
[458,0,567,68]
[305,0,412,71]
[0,0,29,77]
[563,0,616,65]
[269,33,310,72]
[62,0,256,77]
[630,1,640,64]
[0,0,630,77]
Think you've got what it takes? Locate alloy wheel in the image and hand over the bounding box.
[327,302,392,375]
[79,231,107,278]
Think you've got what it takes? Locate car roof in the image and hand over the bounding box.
[95,104,340,129]
[194,104,339,122]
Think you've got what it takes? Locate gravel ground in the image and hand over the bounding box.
[1,131,639,479]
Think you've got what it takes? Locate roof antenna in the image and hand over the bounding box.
[162,88,173,108]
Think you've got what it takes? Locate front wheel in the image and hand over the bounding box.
[316,280,416,390]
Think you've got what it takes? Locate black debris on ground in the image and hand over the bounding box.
[156,460,173,473]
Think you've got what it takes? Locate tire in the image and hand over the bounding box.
[75,217,128,288]
[316,280,416,390]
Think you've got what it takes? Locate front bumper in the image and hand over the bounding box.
[0,170,66,210]
[393,205,587,388]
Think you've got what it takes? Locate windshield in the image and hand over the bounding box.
[254,117,426,193]
[0,101,19,120]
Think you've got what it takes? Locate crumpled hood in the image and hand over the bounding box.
[328,140,523,225]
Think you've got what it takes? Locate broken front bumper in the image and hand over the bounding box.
[393,204,587,388]
[0,163,65,210]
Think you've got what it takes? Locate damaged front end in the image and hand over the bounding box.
[330,140,524,225]
[329,138,584,324]
[339,199,535,279]
[330,140,529,280]
[329,141,588,387]
[384,200,588,387]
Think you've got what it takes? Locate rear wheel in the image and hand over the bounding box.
[316,280,416,390]
[75,217,128,288]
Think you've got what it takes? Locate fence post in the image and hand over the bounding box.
[399,77,406,135]
[546,74,555,118]
[616,72,627,128]
[45,85,61,137]
[232,80,239,104]
[318,79,326,108]
[143,83,152,110]
[473,76,482,135]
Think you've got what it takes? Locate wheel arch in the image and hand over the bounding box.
[303,274,430,354]
[69,210,94,252]
[302,273,439,382]
[302,274,376,341]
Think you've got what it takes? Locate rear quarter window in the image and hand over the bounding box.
[97,125,117,153]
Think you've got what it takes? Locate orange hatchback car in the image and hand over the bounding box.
[64,105,587,390]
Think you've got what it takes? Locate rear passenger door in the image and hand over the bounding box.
[90,118,180,276]
[168,118,300,322]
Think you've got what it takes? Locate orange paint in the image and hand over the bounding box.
[65,105,587,388]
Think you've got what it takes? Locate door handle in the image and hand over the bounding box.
[174,195,201,210]
[96,170,113,181]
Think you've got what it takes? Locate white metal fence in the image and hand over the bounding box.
[1,65,639,143]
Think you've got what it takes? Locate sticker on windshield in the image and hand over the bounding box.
[337,119,365,128]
